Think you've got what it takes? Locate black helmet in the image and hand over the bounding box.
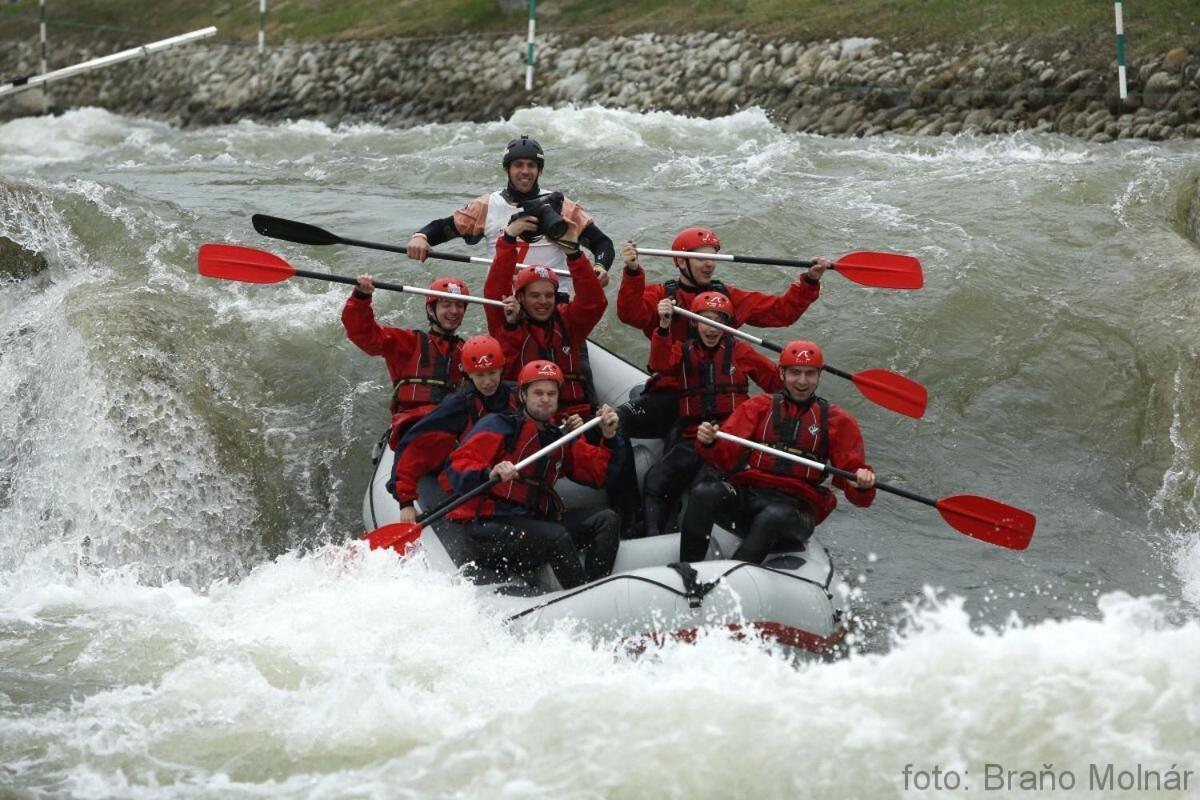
[503,135,544,170]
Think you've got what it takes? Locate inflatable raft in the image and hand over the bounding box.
[362,340,851,654]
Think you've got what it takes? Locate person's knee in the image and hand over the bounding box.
[643,463,670,499]
[690,480,732,509]
[758,503,806,534]
[757,503,813,545]
[547,525,575,549]
[616,400,639,430]
[591,509,620,536]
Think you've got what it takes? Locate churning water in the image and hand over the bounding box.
[1,106,1198,798]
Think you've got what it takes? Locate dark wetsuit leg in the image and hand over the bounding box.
[642,439,702,538]
[563,507,620,582]
[731,489,816,564]
[465,516,588,589]
[678,479,739,562]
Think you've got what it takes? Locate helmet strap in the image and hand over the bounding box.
[676,257,706,288]
[427,307,451,335]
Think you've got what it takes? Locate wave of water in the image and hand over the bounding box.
[1,551,1197,798]
[3,104,1200,796]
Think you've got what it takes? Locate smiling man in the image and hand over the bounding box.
[483,215,607,422]
[441,360,624,590]
[387,335,519,520]
[680,340,877,565]
[405,135,615,287]
[342,273,470,449]
[616,227,830,440]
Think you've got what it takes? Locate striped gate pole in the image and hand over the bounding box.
[524,0,536,92]
[1114,0,1127,99]
[258,0,266,75]
[39,0,49,112]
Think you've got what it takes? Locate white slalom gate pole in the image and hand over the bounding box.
[0,26,218,99]
[258,0,267,56]
[1114,0,1127,100]
[39,0,49,111]
[524,0,536,92]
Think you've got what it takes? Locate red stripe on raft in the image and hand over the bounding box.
[635,621,847,655]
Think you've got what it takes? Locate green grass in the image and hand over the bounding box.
[2,0,1197,60]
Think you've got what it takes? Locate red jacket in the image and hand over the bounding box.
[699,392,875,523]
[341,290,464,416]
[617,269,819,340]
[617,269,818,389]
[389,383,519,505]
[484,234,607,418]
[648,331,781,438]
[443,412,621,520]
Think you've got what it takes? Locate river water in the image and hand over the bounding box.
[1,106,1198,798]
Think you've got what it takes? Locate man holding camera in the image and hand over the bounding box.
[406,135,615,288]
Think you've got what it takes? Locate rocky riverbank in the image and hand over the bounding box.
[1,30,1198,140]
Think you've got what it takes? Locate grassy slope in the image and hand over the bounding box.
[1,0,1197,60]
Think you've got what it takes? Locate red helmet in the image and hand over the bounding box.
[427,276,469,306]
[460,335,505,374]
[518,359,564,388]
[672,227,721,254]
[778,340,824,369]
[690,291,733,319]
[514,265,559,294]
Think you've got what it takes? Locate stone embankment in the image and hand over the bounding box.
[1,30,1198,140]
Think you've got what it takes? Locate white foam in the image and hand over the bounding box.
[0,107,143,167]
[839,131,1097,168]
[503,104,781,150]
[1,556,1197,798]
[1150,368,1200,611]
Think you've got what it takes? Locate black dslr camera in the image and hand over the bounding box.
[509,191,568,241]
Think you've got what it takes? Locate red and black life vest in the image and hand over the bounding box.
[489,413,567,519]
[516,313,596,410]
[391,331,463,411]
[743,393,830,485]
[677,339,750,422]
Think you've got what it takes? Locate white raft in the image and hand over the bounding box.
[362,340,850,653]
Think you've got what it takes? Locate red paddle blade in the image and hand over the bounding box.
[834,251,924,290]
[197,244,296,284]
[936,494,1036,550]
[362,522,424,554]
[850,368,928,419]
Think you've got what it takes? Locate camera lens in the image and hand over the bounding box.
[538,205,568,240]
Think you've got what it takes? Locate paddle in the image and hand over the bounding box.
[251,213,570,276]
[672,305,927,419]
[636,247,923,290]
[364,416,605,553]
[197,244,504,307]
[715,431,1035,550]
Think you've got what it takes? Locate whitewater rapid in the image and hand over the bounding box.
[2,106,1199,798]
